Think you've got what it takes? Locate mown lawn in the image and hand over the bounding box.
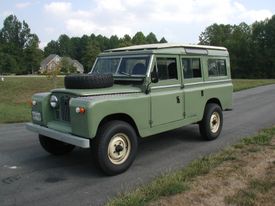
[232,79,275,91]
[0,76,64,123]
[0,77,275,123]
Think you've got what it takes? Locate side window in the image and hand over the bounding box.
[208,59,227,77]
[156,58,178,80]
[182,58,202,79]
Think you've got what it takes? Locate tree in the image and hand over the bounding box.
[0,15,42,74]
[23,35,44,74]
[199,17,275,79]
[58,34,72,56]
[146,32,158,44]
[119,34,132,47]
[44,40,59,56]
[81,40,101,73]
[109,35,120,48]
[159,37,167,43]
[45,62,61,88]
[0,53,19,74]
[41,31,167,72]
[60,57,77,74]
[199,23,232,46]
[132,32,146,45]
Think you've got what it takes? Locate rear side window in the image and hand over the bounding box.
[182,58,202,79]
[208,59,227,77]
[156,58,178,80]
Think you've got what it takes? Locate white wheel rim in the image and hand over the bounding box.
[210,112,220,133]
[108,133,131,165]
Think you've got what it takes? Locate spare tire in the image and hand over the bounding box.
[64,74,114,89]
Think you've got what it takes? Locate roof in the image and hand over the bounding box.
[105,43,227,52]
[40,54,59,67]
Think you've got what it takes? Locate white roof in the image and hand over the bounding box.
[106,43,227,52]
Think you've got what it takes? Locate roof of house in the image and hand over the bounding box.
[72,60,84,69]
[40,54,59,67]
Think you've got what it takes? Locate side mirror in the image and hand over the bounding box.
[150,67,159,83]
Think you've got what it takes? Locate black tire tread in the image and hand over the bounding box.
[64,74,114,89]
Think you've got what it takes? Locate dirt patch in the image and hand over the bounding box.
[150,139,275,206]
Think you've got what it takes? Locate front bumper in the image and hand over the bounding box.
[26,123,90,148]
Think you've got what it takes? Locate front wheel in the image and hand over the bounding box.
[199,103,223,140]
[93,121,138,175]
[39,135,75,155]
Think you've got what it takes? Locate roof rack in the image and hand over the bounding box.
[105,43,227,52]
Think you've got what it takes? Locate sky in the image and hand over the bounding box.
[0,0,274,48]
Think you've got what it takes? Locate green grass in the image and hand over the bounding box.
[0,77,275,123]
[107,127,275,206]
[0,76,64,123]
[232,79,275,92]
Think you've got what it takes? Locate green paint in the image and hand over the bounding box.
[29,44,233,141]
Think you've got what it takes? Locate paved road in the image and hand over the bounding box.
[1,85,275,206]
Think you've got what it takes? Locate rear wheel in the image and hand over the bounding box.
[93,121,138,175]
[39,135,75,155]
[199,103,223,140]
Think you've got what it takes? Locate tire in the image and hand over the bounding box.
[199,103,223,140]
[93,121,138,175]
[64,74,114,89]
[39,135,75,155]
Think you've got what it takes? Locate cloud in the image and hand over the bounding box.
[16,2,32,9]
[233,2,272,22]
[44,2,72,16]
[43,0,273,41]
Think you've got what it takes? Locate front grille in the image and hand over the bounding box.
[60,95,71,122]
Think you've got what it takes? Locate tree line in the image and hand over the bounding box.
[44,32,167,73]
[199,15,275,78]
[0,15,167,74]
[1,14,275,78]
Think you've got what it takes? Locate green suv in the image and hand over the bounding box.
[26,43,233,175]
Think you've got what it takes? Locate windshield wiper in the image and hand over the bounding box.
[118,71,131,76]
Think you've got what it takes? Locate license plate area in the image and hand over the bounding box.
[32,111,42,121]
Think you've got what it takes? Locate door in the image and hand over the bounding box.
[150,55,184,127]
[181,57,205,119]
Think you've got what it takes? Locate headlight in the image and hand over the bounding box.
[32,100,37,106]
[50,95,58,108]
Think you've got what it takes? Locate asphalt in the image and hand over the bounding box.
[1,84,275,206]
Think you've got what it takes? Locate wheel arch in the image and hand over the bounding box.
[96,113,140,137]
[205,98,222,110]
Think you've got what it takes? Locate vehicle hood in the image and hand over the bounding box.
[51,84,142,96]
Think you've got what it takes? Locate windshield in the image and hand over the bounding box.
[92,56,150,76]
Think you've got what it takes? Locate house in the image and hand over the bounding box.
[40,54,61,74]
[40,54,84,74]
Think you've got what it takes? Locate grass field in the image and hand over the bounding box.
[232,79,275,91]
[0,76,64,123]
[0,77,275,123]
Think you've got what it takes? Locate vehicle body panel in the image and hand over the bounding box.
[28,44,233,148]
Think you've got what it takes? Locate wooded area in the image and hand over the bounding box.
[1,14,275,78]
[200,15,275,78]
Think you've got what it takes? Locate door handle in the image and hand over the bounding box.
[176,96,180,103]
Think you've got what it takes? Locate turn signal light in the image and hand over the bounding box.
[76,107,85,114]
